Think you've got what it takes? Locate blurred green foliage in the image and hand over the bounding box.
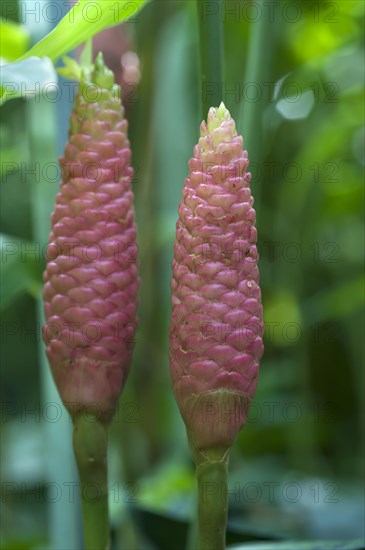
[0,18,29,61]
[1,0,364,548]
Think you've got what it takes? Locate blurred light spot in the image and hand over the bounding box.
[276,90,314,120]
[121,51,140,85]
[289,16,357,65]
[264,291,302,347]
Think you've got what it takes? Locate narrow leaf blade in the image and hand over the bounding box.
[19,0,150,63]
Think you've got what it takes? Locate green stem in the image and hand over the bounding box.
[197,459,228,550]
[239,0,273,139]
[197,0,224,119]
[73,415,110,550]
[238,0,276,204]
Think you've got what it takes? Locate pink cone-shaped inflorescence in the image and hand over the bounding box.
[43,54,139,423]
[170,103,264,453]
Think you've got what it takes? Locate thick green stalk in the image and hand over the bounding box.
[196,458,228,550]
[196,0,223,119]
[189,442,230,550]
[73,415,109,550]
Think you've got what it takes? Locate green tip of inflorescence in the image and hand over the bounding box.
[92,52,115,90]
[58,50,118,99]
[77,51,120,104]
[207,101,232,133]
[217,101,230,120]
[199,101,238,151]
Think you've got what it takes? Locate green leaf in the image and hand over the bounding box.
[0,56,57,105]
[0,538,48,550]
[303,276,365,326]
[0,233,42,310]
[56,55,82,81]
[57,42,93,80]
[0,18,29,61]
[0,147,21,172]
[0,1,149,104]
[136,461,194,513]
[228,539,365,550]
[19,0,150,63]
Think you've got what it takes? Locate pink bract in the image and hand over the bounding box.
[170,103,264,452]
[43,55,138,422]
